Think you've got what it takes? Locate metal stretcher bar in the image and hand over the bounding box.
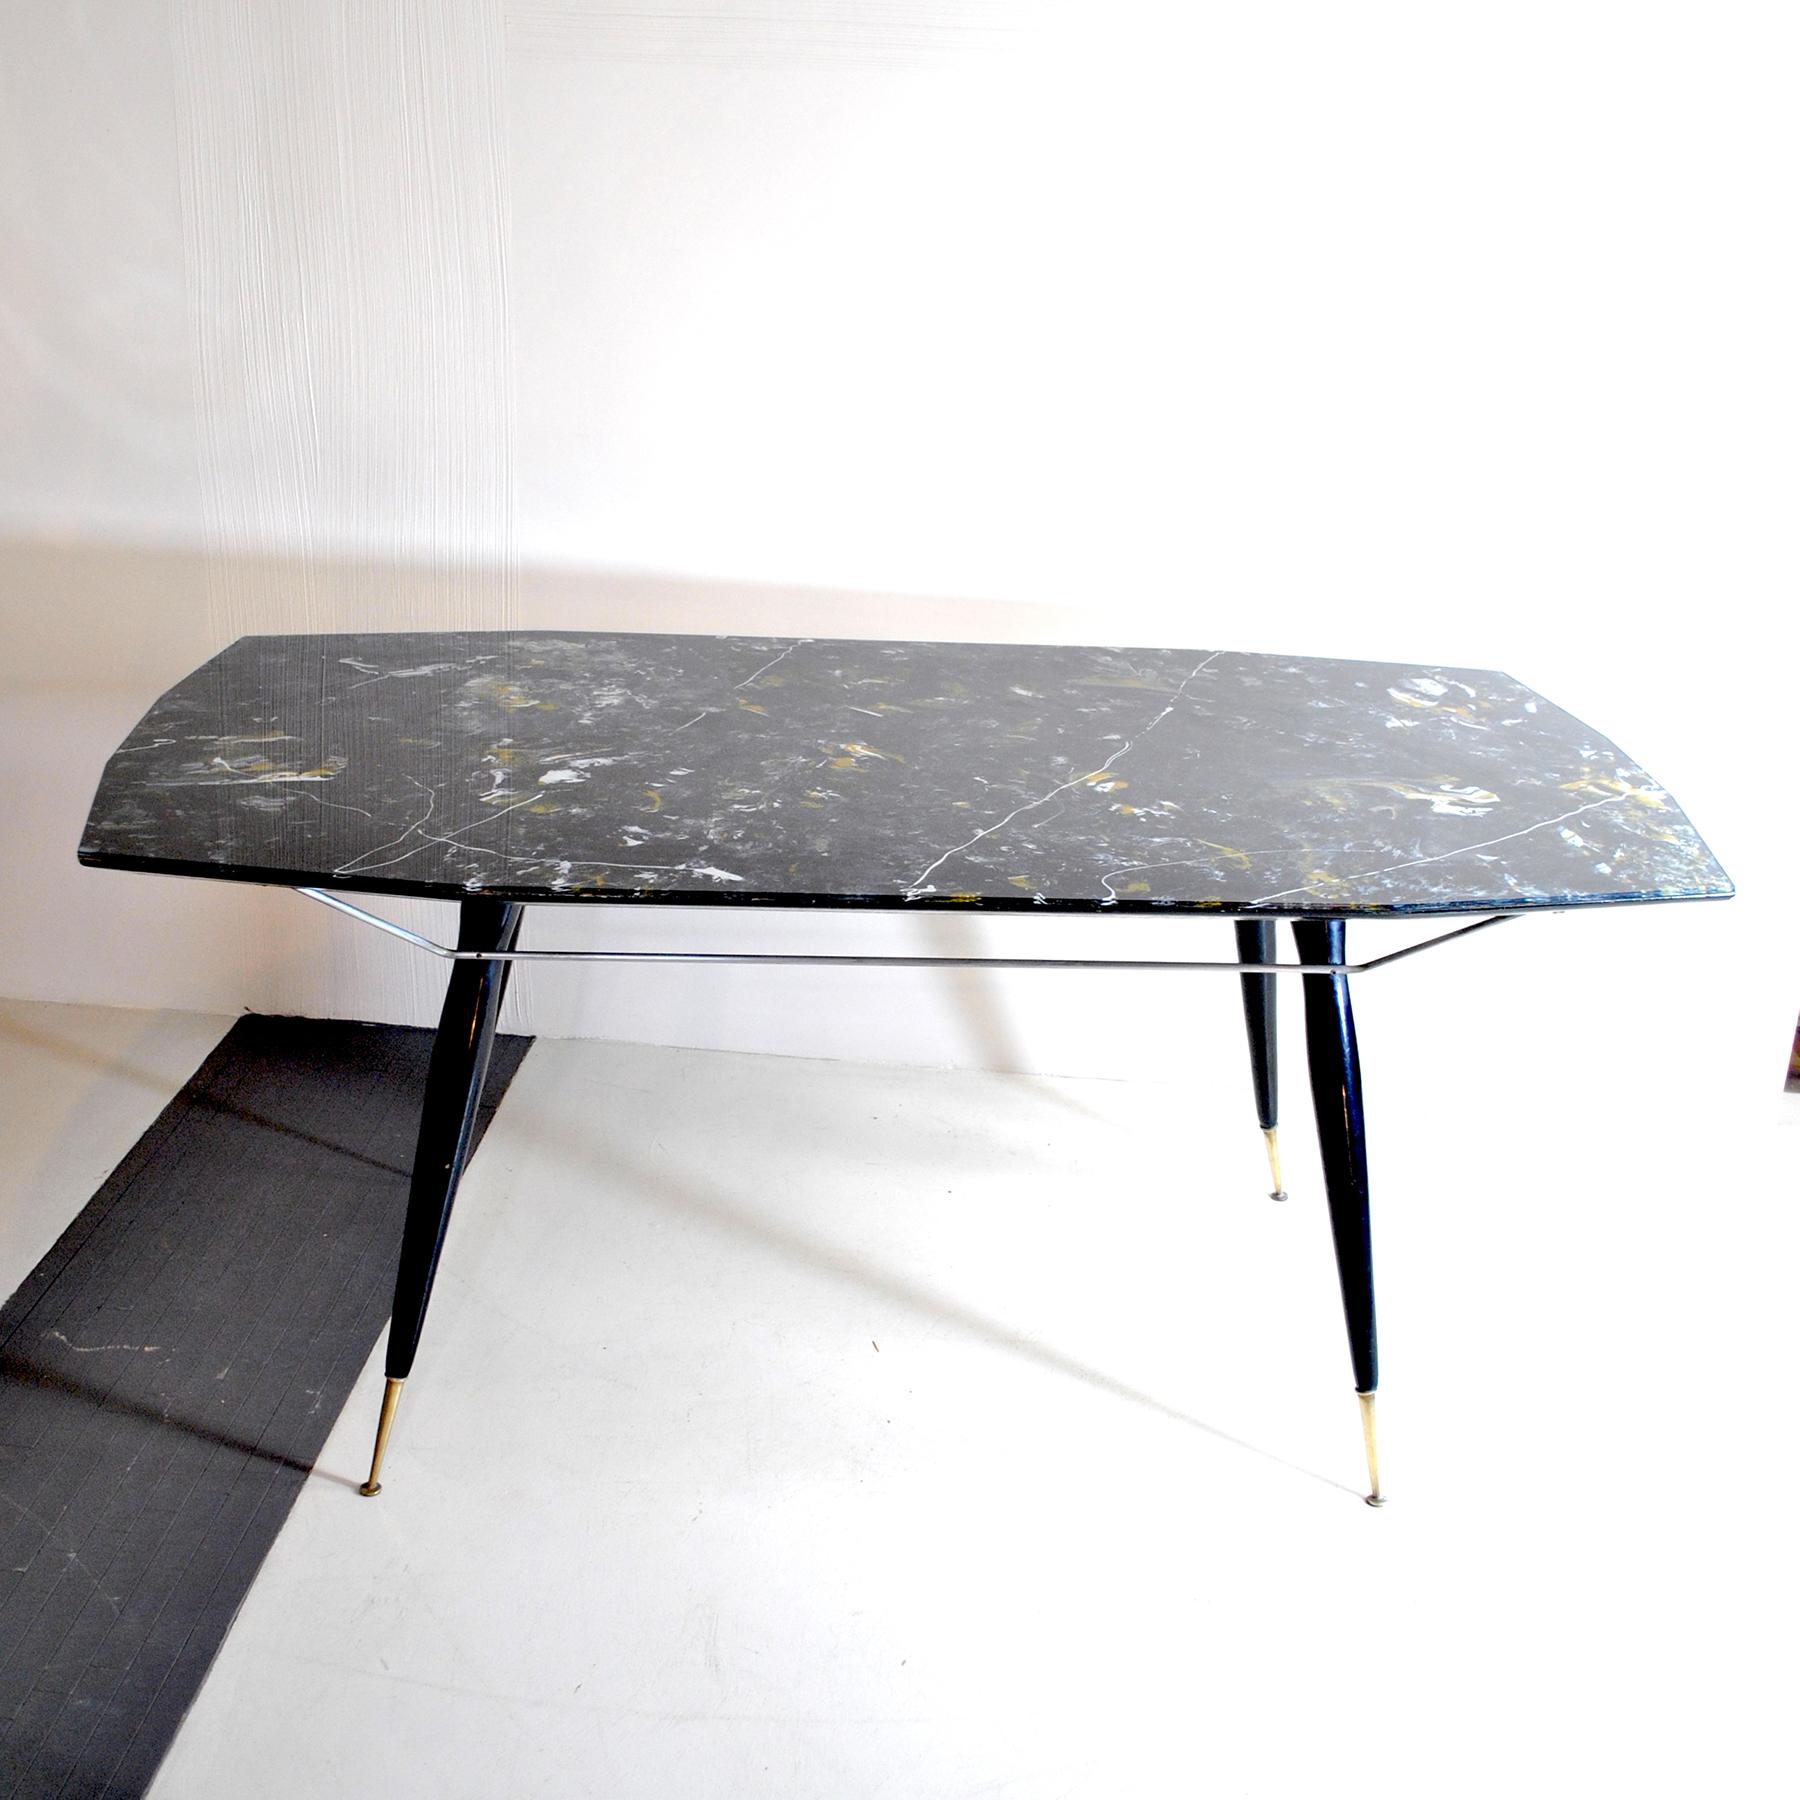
[294,885,1522,974]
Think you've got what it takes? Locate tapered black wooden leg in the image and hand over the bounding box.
[1293,917,1383,1506]
[359,897,525,1496]
[1234,920,1284,1199]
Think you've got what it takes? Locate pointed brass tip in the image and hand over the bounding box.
[1357,1389,1383,1507]
[1262,1127,1287,1201]
[357,1376,405,1498]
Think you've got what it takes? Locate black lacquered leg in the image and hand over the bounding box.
[1293,917,1383,1506]
[359,897,525,1496]
[1234,920,1284,1199]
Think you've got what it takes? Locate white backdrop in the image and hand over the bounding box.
[1,2,1794,1088]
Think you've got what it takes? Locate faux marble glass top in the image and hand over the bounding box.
[79,632,1731,917]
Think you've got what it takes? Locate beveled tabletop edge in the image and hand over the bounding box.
[76,844,1733,921]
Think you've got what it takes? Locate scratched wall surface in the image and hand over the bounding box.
[171,0,515,630]
[505,0,1025,67]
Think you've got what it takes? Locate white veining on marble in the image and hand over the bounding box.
[902,652,1219,899]
[1243,791,1645,908]
[731,641,809,690]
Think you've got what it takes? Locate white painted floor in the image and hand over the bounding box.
[2,996,1796,1799]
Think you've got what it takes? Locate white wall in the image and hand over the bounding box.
[2,2,1795,1090]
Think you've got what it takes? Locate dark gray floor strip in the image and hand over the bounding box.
[0,1014,531,1799]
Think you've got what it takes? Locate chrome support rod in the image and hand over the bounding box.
[294,886,1519,975]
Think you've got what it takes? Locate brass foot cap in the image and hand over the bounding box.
[1363,1493,1385,1508]
[357,1480,382,1498]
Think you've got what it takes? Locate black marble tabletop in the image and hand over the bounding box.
[79,632,1732,916]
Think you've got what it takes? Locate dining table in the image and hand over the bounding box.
[79,630,1734,1505]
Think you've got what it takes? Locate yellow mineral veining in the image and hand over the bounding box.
[1560,770,1666,809]
[829,742,898,770]
[1195,840,1253,871]
[475,678,550,712]
[210,761,341,782]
